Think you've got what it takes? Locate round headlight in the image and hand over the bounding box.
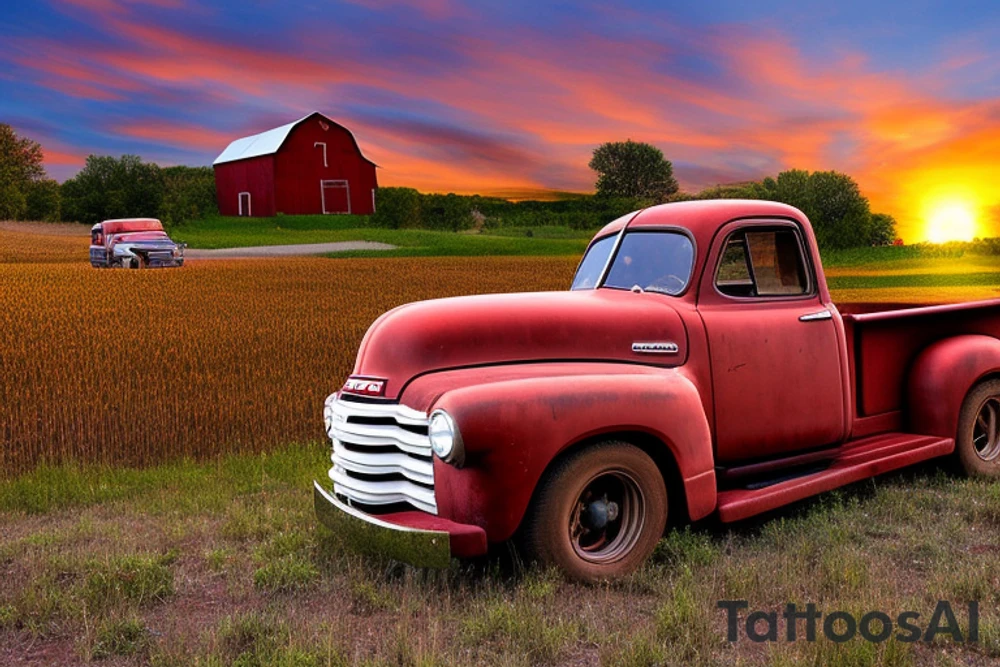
[429,409,464,465]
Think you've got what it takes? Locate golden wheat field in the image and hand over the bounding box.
[5,224,999,476]
[0,232,576,475]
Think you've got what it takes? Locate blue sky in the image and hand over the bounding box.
[2,0,998,239]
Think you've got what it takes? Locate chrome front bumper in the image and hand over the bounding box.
[313,481,452,568]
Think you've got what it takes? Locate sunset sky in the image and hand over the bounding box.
[2,0,998,242]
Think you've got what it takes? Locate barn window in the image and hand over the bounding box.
[314,142,328,168]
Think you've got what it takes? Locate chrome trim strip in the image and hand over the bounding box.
[330,467,437,514]
[332,443,434,485]
[331,421,430,452]
[799,310,833,322]
[632,341,680,354]
[328,396,428,426]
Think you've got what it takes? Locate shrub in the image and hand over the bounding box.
[158,165,217,227]
[372,187,421,229]
[420,193,474,231]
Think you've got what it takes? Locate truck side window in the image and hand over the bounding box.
[716,229,810,297]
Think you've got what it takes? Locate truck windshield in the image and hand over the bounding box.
[571,231,694,295]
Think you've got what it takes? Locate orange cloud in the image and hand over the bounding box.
[116,121,240,151]
[14,4,998,242]
[43,148,87,167]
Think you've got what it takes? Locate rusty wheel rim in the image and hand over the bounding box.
[569,470,645,564]
[973,397,1000,462]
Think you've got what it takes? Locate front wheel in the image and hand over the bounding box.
[956,379,1000,478]
[520,441,667,582]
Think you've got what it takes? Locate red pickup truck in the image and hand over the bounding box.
[315,199,1000,581]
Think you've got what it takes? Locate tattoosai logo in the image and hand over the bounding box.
[342,377,387,397]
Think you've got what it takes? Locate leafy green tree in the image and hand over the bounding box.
[869,212,897,246]
[158,166,217,226]
[805,171,872,249]
[707,169,876,250]
[589,140,679,201]
[61,155,164,225]
[25,179,62,221]
[0,124,47,220]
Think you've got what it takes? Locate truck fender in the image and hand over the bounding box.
[908,334,1000,438]
[430,370,717,543]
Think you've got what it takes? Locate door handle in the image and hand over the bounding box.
[799,310,832,322]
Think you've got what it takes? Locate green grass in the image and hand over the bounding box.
[171,215,1000,279]
[828,271,1000,290]
[170,214,593,256]
[91,616,151,660]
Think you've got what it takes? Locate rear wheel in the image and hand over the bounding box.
[520,441,667,582]
[956,379,1000,478]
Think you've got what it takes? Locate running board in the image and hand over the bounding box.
[715,433,954,523]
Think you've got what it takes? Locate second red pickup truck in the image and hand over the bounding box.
[316,199,1000,581]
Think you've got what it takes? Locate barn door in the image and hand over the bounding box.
[321,180,350,214]
[238,192,252,217]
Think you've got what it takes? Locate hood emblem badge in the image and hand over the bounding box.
[632,341,679,355]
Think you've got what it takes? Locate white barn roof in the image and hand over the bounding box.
[213,112,377,166]
[213,117,304,165]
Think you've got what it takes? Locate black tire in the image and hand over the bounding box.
[956,379,1000,479]
[520,441,667,582]
[130,255,143,269]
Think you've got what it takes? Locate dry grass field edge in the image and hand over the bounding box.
[1,445,999,666]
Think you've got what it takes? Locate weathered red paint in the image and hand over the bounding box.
[214,112,377,217]
[908,335,1000,438]
[325,199,1000,553]
[402,364,716,541]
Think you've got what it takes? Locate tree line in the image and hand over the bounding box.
[371,141,897,248]
[1,123,896,249]
[0,124,217,227]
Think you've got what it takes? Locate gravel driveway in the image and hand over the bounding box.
[184,241,396,259]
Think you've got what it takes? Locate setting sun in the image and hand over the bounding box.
[925,200,979,244]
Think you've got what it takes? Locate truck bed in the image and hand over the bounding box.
[839,299,1000,420]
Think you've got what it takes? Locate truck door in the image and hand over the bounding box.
[698,221,847,462]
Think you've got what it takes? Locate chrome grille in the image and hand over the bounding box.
[324,394,436,514]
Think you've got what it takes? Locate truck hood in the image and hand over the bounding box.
[352,289,688,400]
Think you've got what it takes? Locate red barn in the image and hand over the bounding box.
[213,112,378,217]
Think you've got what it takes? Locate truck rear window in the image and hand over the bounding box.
[571,231,694,296]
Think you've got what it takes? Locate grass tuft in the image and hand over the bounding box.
[82,553,175,611]
[91,616,150,659]
[460,597,578,663]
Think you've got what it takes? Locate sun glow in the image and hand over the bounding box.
[924,199,979,244]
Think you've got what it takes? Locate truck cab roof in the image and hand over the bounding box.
[93,219,164,235]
